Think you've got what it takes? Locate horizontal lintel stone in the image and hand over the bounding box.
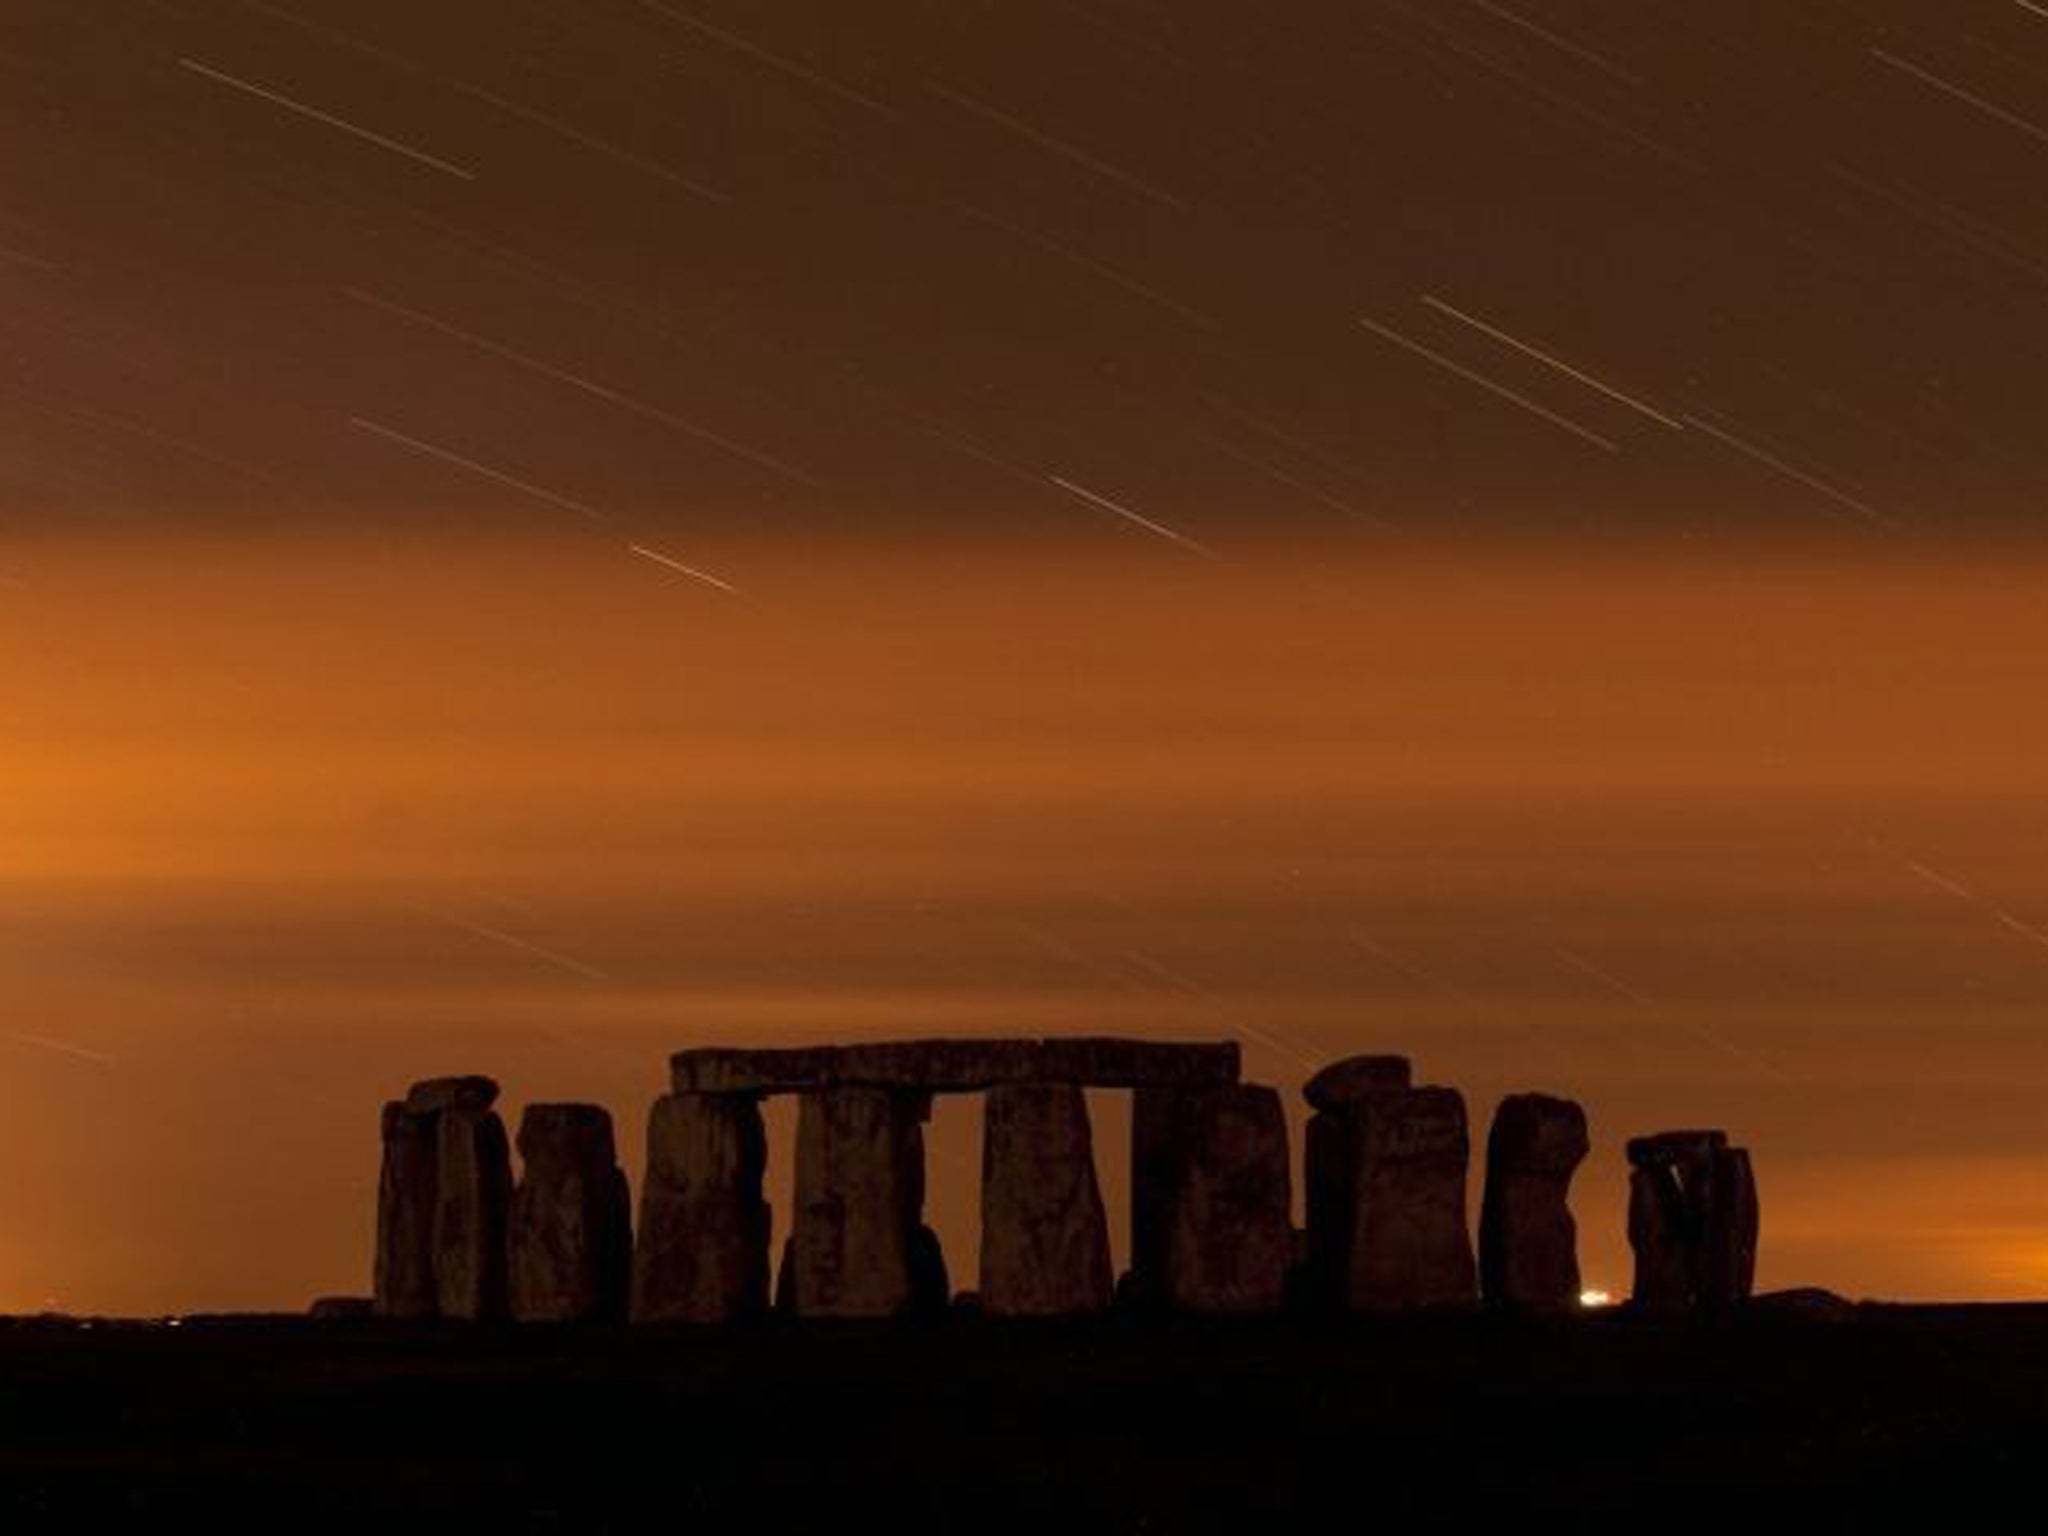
[670,1038,1240,1095]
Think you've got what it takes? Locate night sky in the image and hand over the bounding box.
[4,2,2048,1313]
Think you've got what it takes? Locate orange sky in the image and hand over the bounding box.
[4,530,2048,1313]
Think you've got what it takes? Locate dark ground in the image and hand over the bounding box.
[1,1303,2041,1531]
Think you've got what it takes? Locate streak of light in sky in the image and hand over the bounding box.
[1680,412,1896,530]
[348,415,608,521]
[924,80,1189,210]
[1357,315,1621,452]
[1464,0,1643,86]
[342,288,823,487]
[1046,474,1218,557]
[1869,47,2048,147]
[1418,295,1683,427]
[627,542,741,594]
[176,57,478,179]
[634,0,903,120]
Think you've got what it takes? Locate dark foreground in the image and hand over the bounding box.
[2,1304,2042,1531]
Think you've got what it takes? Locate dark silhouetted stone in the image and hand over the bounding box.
[1127,1085,1185,1306]
[1345,1086,1477,1312]
[403,1075,500,1116]
[911,1223,950,1315]
[433,1106,511,1321]
[1627,1130,1760,1314]
[786,1087,930,1318]
[1302,1054,1412,1112]
[1033,1038,1241,1089]
[1747,1286,1851,1323]
[509,1104,632,1323]
[1302,1109,1356,1311]
[979,1083,1112,1316]
[669,1038,1238,1095]
[373,1101,439,1319]
[633,1092,771,1324]
[308,1296,373,1319]
[1479,1093,1590,1315]
[1161,1085,1292,1314]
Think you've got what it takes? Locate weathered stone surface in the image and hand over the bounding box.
[1345,1086,1477,1312]
[670,1038,1239,1095]
[1302,1054,1412,1112]
[1627,1130,1760,1314]
[433,1106,511,1321]
[633,1092,771,1324]
[1479,1093,1589,1315]
[1034,1038,1241,1089]
[403,1075,500,1116]
[979,1083,1112,1316]
[786,1087,932,1318]
[509,1104,632,1323]
[1160,1086,1293,1314]
[373,1101,440,1319]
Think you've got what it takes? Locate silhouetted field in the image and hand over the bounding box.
[1,1305,2041,1530]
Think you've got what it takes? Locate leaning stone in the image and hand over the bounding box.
[403,1075,500,1116]
[1345,1086,1477,1312]
[1478,1093,1589,1315]
[1302,1054,1412,1112]
[1161,1085,1293,1314]
[979,1083,1112,1316]
[786,1087,931,1318]
[373,1101,440,1319]
[433,1105,512,1321]
[632,1093,771,1324]
[509,1104,632,1323]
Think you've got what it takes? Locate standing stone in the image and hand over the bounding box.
[787,1087,934,1318]
[1127,1085,1185,1306]
[509,1104,632,1323]
[1302,1053,1412,1113]
[1479,1093,1589,1315]
[980,1083,1112,1316]
[1161,1085,1293,1314]
[1300,1056,1413,1309]
[434,1105,512,1321]
[633,1092,771,1323]
[1627,1130,1760,1314]
[1345,1086,1477,1312]
[373,1101,440,1319]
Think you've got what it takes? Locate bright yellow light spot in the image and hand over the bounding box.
[1579,1288,1614,1309]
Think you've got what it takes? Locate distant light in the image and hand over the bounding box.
[1579,1288,1614,1309]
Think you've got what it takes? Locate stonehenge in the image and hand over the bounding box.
[633,1092,772,1323]
[1480,1094,1590,1315]
[979,1083,1112,1316]
[374,1076,511,1321]
[1627,1131,1760,1315]
[370,1039,1763,1328]
[509,1105,632,1323]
